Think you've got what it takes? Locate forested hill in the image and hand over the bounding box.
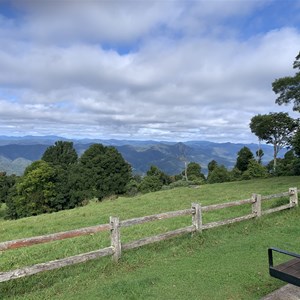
[0,136,279,176]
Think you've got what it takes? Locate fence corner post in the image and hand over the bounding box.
[110,216,121,262]
[192,202,202,233]
[289,187,298,207]
[252,194,262,217]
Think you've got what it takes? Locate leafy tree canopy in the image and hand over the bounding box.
[242,159,268,180]
[292,129,300,157]
[75,144,132,200]
[6,160,58,218]
[5,143,132,218]
[229,167,242,181]
[207,165,230,184]
[0,173,16,205]
[250,112,298,170]
[42,141,78,167]
[208,160,218,173]
[272,51,300,111]
[235,146,254,172]
[266,150,300,177]
[186,162,205,182]
[138,175,163,194]
[255,149,264,164]
[250,113,298,146]
[147,165,171,185]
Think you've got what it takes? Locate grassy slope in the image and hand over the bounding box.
[0,176,300,299]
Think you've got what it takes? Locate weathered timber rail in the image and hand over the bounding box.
[0,224,111,251]
[0,187,298,282]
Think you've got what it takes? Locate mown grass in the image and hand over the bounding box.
[0,176,300,299]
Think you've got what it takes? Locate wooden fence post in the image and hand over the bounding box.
[110,216,121,262]
[252,194,262,217]
[289,187,298,207]
[192,203,202,232]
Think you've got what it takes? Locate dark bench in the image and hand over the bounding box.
[268,247,300,287]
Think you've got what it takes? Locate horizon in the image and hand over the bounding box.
[0,133,279,177]
[0,134,274,147]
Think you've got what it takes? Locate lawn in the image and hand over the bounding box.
[0,176,299,299]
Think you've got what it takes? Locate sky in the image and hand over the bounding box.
[0,0,300,143]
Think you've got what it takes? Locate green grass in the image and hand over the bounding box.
[0,176,300,299]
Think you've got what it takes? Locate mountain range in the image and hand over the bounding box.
[0,135,280,176]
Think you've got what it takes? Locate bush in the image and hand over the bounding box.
[207,165,230,184]
[186,162,206,182]
[188,176,206,185]
[138,176,163,193]
[168,180,192,189]
[125,179,140,197]
[242,159,268,180]
[229,167,242,181]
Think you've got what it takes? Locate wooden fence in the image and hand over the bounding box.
[0,187,298,283]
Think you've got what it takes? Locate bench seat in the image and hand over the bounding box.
[269,248,300,287]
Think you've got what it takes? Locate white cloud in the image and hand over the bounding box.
[10,0,180,44]
[0,0,299,142]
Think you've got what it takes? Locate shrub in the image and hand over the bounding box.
[138,176,163,193]
[242,159,268,180]
[229,167,242,181]
[207,165,230,184]
[125,179,140,197]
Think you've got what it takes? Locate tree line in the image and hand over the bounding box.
[0,142,131,219]
[1,51,300,219]
[1,137,299,220]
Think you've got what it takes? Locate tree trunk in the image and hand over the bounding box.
[184,161,188,181]
[273,144,277,172]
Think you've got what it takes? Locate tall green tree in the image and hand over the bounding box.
[235,147,254,172]
[267,150,300,176]
[255,149,264,164]
[42,141,78,209]
[292,129,300,157]
[0,172,16,206]
[42,141,78,167]
[73,144,132,201]
[272,51,300,111]
[6,161,58,218]
[186,162,205,182]
[208,160,218,173]
[147,165,171,185]
[250,112,298,171]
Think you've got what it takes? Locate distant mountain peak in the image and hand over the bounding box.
[0,136,281,176]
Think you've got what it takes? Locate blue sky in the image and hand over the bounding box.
[0,0,300,142]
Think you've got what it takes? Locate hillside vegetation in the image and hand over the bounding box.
[0,136,277,175]
[0,176,300,299]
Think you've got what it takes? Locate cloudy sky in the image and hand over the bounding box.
[0,0,300,142]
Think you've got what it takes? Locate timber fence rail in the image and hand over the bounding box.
[0,187,298,282]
